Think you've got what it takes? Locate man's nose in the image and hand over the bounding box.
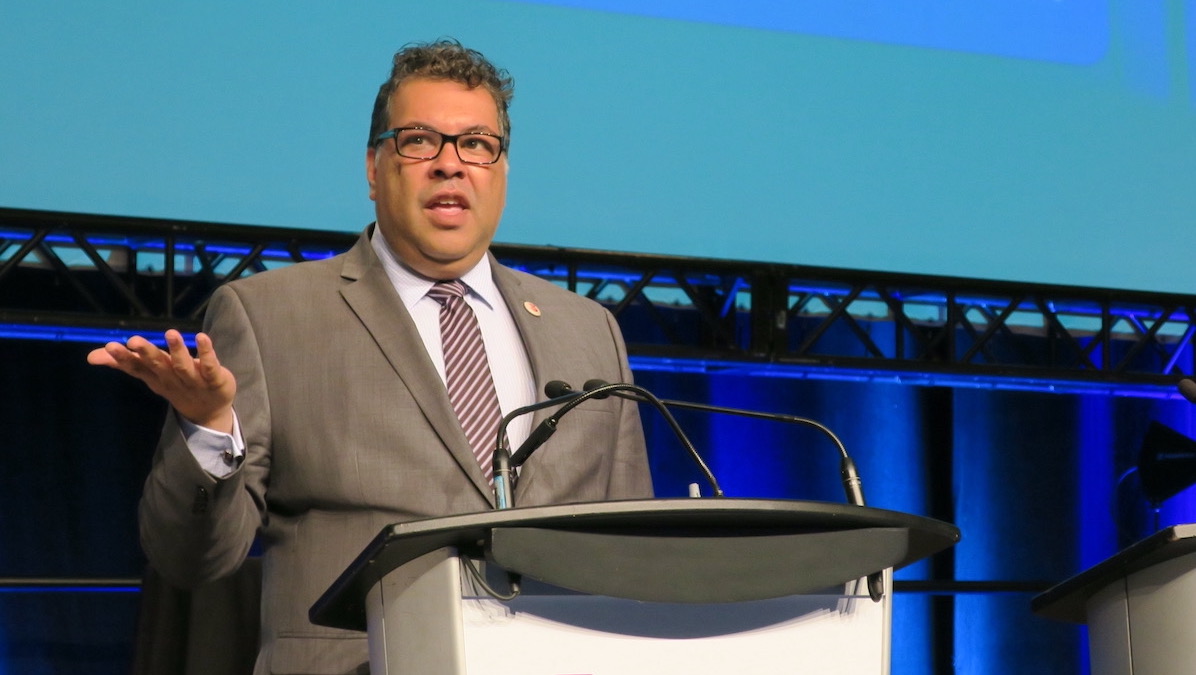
[429,141,466,178]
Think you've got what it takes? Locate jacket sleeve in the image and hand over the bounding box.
[138,285,270,588]
[603,306,655,500]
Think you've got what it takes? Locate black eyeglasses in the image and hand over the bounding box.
[374,127,506,165]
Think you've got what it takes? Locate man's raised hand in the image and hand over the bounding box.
[87,329,236,433]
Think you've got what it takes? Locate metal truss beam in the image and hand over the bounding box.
[2,207,1192,394]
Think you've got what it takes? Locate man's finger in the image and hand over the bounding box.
[86,343,121,367]
[124,335,168,370]
[163,330,199,378]
[194,333,224,383]
[111,340,151,371]
[125,334,155,353]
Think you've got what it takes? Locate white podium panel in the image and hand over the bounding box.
[1035,525,1196,675]
[459,589,891,675]
[320,500,958,675]
[1085,581,1131,675]
[1086,550,1196,675]
[367,550,893,675]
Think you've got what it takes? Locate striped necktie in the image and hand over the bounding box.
[427,279,504,484]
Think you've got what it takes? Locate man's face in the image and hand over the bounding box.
[366,77,508,279]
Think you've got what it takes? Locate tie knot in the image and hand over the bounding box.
[428,279,468,305]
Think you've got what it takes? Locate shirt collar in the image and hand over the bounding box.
[370,225,499,311]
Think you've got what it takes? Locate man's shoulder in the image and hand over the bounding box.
[213,255,342,306]
[221,233,368,297]
[202,250,358,333]
[494,262,603,312]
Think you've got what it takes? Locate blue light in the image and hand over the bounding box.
[1076,394,1117,673]
[0,324,196,347]
[0,587,139,594]
[629,355,1183,401]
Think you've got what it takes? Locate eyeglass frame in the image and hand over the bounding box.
[373,126,508,165]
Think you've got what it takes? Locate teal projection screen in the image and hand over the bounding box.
[2,0,1193,293]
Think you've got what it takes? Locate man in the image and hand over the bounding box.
[89,40,653,674]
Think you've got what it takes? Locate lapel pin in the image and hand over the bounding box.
[523,301,541,317]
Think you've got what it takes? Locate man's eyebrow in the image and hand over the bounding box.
[451,123,500,135]
[400,121,500,135]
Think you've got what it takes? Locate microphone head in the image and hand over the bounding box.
[544,380,575,398]
[1179,379,1196,404]
[583,379,612,399]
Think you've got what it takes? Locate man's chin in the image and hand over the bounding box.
[411,248,485,279]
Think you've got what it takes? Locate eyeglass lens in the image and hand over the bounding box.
[394,129,501,164]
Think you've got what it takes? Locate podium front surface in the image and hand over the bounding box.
[312,498,960,675]
[1033,524,1196,675]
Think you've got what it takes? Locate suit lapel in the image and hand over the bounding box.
[492,258,558,429]
[337,231,495,503]
[493,259,596,500]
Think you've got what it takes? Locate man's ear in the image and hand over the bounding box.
[365,147,378,201]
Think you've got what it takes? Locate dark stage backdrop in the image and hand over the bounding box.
[3,337,1194,674]
[0,340,162,674]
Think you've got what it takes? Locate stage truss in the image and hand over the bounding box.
[3,207,1192,396]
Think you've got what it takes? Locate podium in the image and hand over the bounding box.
[311,498,959,674]
[1033,524,1196,675]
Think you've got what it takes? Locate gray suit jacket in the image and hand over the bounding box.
[139,228,653,674]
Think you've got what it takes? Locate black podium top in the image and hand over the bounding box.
[310,498,960,631]
[1032,524,1196,623]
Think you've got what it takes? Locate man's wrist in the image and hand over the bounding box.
[178,410,245,477]
[182,407,235,435]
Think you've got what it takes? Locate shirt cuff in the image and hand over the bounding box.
[178,412,246,478]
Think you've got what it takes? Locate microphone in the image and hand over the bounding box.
[1179,379,1196,404]
[512,381,725,498]
[583,379,865,506]
[582,379,883,602]
[492,380,582,509]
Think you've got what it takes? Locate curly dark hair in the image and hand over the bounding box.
[368,39,514,149]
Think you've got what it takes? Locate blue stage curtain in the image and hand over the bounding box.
[0,339,163,675]
[7,340,1196,673]
[635,370,942,672]
[633,368,1196,675]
